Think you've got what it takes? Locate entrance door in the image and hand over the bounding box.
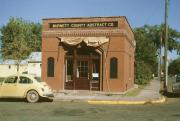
[75,59,90,90]
[65,48,100,90]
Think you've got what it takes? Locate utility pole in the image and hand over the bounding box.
[159,33,164,92]
[164,0,168,91]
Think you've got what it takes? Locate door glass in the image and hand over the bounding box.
[92,59,100,81]
[66,60,73,82]
[4,77,17,83]
[77,60,88,78]
[19,77,33,84]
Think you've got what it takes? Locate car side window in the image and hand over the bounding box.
[176,75,180,83]
[4,77,17,84]
[19,77,33,84]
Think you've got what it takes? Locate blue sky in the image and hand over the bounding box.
[0,0,179,59]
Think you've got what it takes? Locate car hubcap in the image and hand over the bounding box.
[30,93,36,100]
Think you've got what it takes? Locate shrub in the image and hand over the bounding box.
[135,61,153,85]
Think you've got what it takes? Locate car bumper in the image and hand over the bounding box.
[42,93,54,98]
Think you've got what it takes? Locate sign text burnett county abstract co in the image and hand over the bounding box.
[49,21,118,28]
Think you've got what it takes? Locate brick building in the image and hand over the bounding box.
[42,16,135,92]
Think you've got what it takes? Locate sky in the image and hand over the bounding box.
[0,0,179,59]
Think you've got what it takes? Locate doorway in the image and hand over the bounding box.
[65,48,100,90]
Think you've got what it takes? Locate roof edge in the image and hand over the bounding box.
[42,16,126,20]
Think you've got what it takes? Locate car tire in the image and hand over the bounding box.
[26,90,39,103]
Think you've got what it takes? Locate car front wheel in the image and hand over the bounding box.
[26,90,39,103]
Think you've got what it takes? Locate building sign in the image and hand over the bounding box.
[49,21,118,28]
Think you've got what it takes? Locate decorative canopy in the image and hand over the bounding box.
[59,37,109,47]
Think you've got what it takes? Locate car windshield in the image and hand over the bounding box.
[34,77,43,82]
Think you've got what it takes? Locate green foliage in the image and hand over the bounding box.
[135,61,153,84]
[134,25,180,85]
[134,27,157,84]
[168,57,180,75]
[0,17,41,62]
[26,23,42,52]
[140,24,180,51]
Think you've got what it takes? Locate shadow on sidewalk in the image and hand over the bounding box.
[163,92,180,98]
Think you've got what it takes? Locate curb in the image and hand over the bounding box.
[150,96,166,104]
[87,96,166,105]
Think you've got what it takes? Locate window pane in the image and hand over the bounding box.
[4,77,17,83]
[77,60,88,78]
[47,57,55,77]
[19,77,32,84]
[110,57,118,79]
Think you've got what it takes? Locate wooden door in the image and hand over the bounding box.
[75,59,91,90]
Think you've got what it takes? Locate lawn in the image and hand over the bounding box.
[0,99,180,121]
[123,85,145,97]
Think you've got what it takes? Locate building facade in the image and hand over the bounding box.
[27,52,42,77]
[42,16,135,92]
[0,60,27,78]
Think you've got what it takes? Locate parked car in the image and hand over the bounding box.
[0,74,54,103]
[172,74,180,93]
[176,74,180,82]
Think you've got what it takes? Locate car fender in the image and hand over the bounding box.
[24,88,43,98]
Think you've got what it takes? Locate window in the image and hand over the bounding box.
[110,57,118,79]
[77,61,89,78]
[19,77,33,84]
[4,76,17,83]
[47,57,54,77]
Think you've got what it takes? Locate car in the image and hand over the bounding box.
[172,74,180,93]
[0,74,54,103]
[176,74,180,82]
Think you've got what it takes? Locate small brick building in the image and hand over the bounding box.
[42,16,135,92]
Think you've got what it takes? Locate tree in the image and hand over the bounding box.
[134,25,180,84]
[138,25,180,51]
[26,23,42,52]
[0,17,41,74]
[134,27,157,84]
[168,57,180,75]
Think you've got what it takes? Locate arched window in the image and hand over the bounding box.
[47,57,54,77]
[110,57,118,79]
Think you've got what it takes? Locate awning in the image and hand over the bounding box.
[59,37,109,47]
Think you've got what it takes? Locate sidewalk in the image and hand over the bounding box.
[53,78,165,104]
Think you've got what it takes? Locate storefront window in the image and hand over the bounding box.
[110,57,118,79]
[47,57,54,77]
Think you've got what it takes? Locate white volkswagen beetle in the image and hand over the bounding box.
[0,74,54,103]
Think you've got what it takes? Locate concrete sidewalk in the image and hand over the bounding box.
[53,78,165,104]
